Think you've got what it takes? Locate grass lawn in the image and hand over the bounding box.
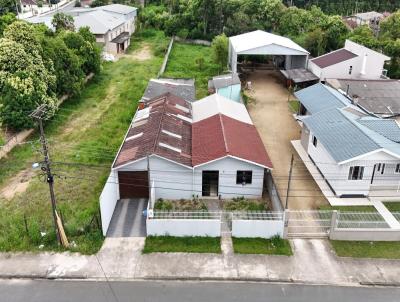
[383,202,400,212]
[143,236,221,254]
[163,42,220,98]
[318,205,377,212]
[0,29,168,254]
[232,237,292,256]
[330,241,400,259]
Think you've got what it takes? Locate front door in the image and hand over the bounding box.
[202,171,219,197]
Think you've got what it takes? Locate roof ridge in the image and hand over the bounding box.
[152,96,169,154]
[219,114,229,154]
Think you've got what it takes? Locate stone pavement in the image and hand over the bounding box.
[1,238,400,287]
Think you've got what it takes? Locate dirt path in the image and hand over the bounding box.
[121,44,153,61]
[0,169,35,200]
[247,70,328,209]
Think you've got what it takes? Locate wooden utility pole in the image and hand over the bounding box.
[285,154,294,209]
[30,105,68,247]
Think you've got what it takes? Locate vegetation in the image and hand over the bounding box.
[52,13,75,32]
[318,205,378,212]
[288,100,300,113]
[0,20,101,130]
[232,236,292,255]
[211,33,229,73]
[224,196,267,211]
[154,198,208,211]
[0,30,168,254]
[383,202,400,213]
[143,236,221,253]
[330,241,400,259]
[292,0,398,16]
[163,42,219,98]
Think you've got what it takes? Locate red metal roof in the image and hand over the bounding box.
[311,49,358,68]
[192,114,273,168]
[113,93,192,168]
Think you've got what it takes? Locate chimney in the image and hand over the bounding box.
[360,53,368,75]
[352,94,359,104]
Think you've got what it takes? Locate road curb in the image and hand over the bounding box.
[0,274,87,280]
[141,276,294,283]
[359,281,400,287]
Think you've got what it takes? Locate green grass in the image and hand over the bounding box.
[223,197,266,211]
[318,205,377,212]
[232,237,292,256]
[143,236,221,254]
[163,42,220,98]
[288,100,300,113]
[383,202,400,212]
[0,29,168,254]
[330,241,400,259]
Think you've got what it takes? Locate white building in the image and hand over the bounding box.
[308,40,390,80]
[295,83,400,198]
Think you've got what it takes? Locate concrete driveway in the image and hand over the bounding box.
[107,198,147,237]
[246,70,328,209]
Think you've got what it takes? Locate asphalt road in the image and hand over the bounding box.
[1,280,400,302]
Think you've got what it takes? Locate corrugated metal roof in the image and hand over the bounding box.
[192,93,253,124]
[229,30,309,55]
[311,49,358,68]
[295,83,350,114]
[358,118,400,143]
[100,4,137,15]
[142,78,196,103]
[74,10,123,34]
[303,108,380,162]
[209,73,241,90]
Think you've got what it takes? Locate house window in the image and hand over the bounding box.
[348,166,364,180]
[395,164,400,173]
[236,171,252,185]
[312,136,317,147]
[349,66,353,75]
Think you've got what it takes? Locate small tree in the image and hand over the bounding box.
[211,33,228,73]
[195,57,204,70]
[52,13,75,32]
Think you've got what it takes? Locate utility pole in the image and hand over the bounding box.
[30,104,66,246]
[285,154,294,209]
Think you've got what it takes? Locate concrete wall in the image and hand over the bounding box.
[330,228,400,241]
[99,170,120,235]
[232,219,284,238]
[300,124,310,151]
[146,219,221,237]
[217,84,241,103]
[193,157,265,199]
[285,55,307,69]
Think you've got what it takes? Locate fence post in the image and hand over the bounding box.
[329,210,338,239]
[283,209,289,239]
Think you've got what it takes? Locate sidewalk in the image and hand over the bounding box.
[1,238,400,286]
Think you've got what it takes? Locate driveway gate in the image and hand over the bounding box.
[286,210,333,238]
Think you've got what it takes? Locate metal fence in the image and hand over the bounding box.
[286,210,333,237]
[231,211,283,220]
[336,211,389,229]
[392,212,400,223]
[150,210,222,220]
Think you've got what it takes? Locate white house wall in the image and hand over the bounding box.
[99,170,120,235]
[193,157,265,199]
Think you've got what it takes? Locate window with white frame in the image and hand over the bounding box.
[312,135,317,147]
[395,164,400,173]
[348,166,364,180]
[349,66,353,75]
[236,171,252,185]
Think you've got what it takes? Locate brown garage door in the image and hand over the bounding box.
[118,171,149,199]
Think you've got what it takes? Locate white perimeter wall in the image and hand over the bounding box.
[232,219,284,238]
[99,170,120,235]
[146,219,221,237]
[193,157,265,199]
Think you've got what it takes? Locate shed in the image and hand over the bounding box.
[228,30,309,73]
[208,73,241,102]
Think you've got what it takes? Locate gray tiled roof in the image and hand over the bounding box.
[142,78,196,103]
[295,83,350,114]
[358,118,400,143]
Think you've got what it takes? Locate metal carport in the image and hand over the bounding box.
[228,30,310,73]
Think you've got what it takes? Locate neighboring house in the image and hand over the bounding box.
[352,11,384,26]
[295,83,400,198]
[109,92,272,201]
[27,4,137,54]
[20,0,39,15]
[308,40,390,80]
[208,73,242,103]
[141,78,196,104]
[326,79,400,118]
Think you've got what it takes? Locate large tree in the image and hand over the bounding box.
[211,33,228,73]
[52,12,75,32]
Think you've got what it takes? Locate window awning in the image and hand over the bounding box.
[111,32,130,44]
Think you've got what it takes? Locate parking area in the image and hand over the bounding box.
[107,198,148,237]
[246,70,328,209]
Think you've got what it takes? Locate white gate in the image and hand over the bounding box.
[286,210,333,238]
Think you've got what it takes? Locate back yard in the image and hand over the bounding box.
[0,30,168,254]
[163,42,219,98]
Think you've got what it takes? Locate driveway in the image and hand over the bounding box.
[107,198,147,237]
[247,70,328,209]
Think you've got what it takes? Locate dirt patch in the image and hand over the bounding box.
[247,70,328,210]
[0,169,35,200]
[122,44,153,61]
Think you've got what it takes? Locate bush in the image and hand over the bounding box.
[154,199,173,210]
[176,28,189,40]
[224,196,266,211]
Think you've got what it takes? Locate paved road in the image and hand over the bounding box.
[107,198,147,237]
[1,280,399,302]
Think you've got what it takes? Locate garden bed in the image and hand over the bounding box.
[154,198,208,211]
[223,196,268,211]
[143,236,221,254]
